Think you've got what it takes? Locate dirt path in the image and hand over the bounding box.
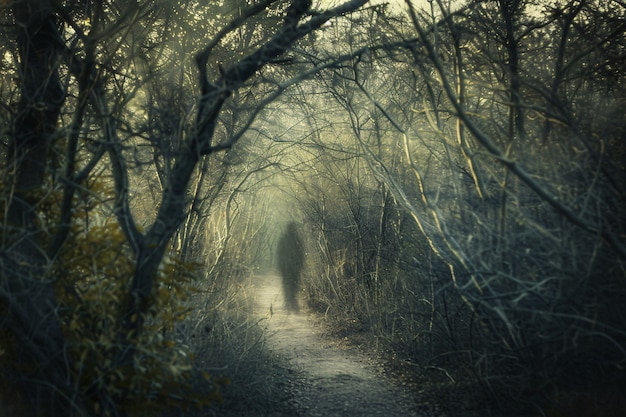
[251,273,427,417]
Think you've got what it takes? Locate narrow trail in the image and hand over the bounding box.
[251,273,426,417]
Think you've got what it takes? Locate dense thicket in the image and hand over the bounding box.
[269,1,626,414]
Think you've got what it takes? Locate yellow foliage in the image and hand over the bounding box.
[53,220,218,415]
[0,176,221,415]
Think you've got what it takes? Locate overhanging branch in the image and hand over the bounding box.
[405,0,626,259]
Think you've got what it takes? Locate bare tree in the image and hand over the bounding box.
[286,0,625,412]
[356,0,626,409]
[0,0,370,415]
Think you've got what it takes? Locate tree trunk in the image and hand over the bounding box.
[1,3,82,415]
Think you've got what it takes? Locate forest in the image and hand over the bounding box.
[0,0,624,416]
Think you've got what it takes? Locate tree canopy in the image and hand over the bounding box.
[0,1,369,415]
[1,0,624,416]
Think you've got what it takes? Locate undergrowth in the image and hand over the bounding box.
[165,272,299,417]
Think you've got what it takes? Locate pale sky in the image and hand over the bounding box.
[317,0,408,11]
[316,0,432,14]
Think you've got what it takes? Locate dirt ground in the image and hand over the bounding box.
[250,273,446,417]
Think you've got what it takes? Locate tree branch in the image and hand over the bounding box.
[405,0,626,259]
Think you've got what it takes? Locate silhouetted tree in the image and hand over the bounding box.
[0,0,369,414]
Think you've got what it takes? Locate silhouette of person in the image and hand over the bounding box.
[276,222,305,312]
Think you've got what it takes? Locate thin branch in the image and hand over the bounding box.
[195,0,279,75]
[405,0,626,259]
[92,81,144,254]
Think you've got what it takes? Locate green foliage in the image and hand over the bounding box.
[0,177,222,416]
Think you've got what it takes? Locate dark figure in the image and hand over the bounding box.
[276,222,305,312]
